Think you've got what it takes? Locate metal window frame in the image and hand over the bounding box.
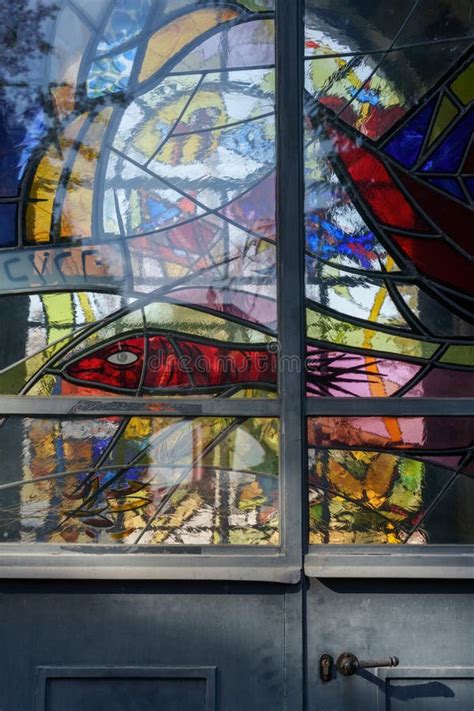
[0,1,472,582]
[0,0,306,584]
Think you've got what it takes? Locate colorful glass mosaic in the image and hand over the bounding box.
[304,1,473,398]
[0,416,279,544]
[0,0,277,545]
[0,0,277,400]
[308,416,474,544]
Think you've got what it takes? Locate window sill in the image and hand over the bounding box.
[305,545,474,579]
[0,545,301,583]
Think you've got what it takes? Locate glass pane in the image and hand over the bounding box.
[0,416,279,545]
[304,1,473,398]
[308,417,473,544]
[0,0,277,399]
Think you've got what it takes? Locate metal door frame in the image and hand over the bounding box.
[0,0,471,580]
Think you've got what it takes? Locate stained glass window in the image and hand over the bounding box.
[304,0,473,400]
[1,1,473,559]
[0,0,277,401]
[0,416,279,544]
[308,416,473,544]
[0,0,278,548]
[304,1,474,545]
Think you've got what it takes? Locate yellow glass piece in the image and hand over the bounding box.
[428,94,458,146]
[306,309,437,359]
[450,61,474,105]
[26,114,87,244]
[42,293,75,342]
[61,108,112,239]
[139,8,239,82]
[26,147,62,243]
[144,302,274,344]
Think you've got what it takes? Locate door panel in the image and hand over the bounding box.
[379,671,474,711]
[38,668,213,711]
[306,578,474,711]
[0,581,289,711]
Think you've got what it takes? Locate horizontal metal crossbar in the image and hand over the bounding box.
[0,396,472,418]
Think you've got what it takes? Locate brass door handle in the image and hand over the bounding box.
[337,652,399,676]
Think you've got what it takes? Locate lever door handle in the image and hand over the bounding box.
[336,652,399,676]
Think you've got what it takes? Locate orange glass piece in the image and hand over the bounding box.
[60,108,112,239]
[26,114,87,244]
[139,8,240,82]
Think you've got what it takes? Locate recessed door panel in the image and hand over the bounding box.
[38,668,213,711]
[382,673,474,711]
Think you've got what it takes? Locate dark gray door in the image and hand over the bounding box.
[0,581,303,711]
[306,579,474,711]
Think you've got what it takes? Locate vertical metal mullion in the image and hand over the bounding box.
[276,1,306,709]
[276,0,306,574]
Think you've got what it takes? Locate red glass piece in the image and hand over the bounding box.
[327,126,431,232]
[339,102,406,141]
[390,232,474,294]
[64,334,277,393]
[395,169,474,256]
[65,336,146,391]
[175,339,276,389]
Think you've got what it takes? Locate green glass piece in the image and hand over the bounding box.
[450,61,474,105]
[428,94,458,146]
[306,309,437,359]
[441,345,474,366]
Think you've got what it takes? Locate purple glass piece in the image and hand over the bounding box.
[307,416,473,450]
[171,20,274,72]
[305,347,421,397]
[404,367,474,398]
[171,287,277,329]
[220,173,276,240]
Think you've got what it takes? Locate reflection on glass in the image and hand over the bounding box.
[0,0,276,398]
[0,416,279,545]
[308,417,474,544]
[304,1,474,398]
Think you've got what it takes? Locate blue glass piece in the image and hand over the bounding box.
[427,177,467,202]
[87,48,137,97]
[305,217,378,270]
[17,108,47,179]
[383,96,437,168]
[0,107,46,197]
[465,177,474,199]
[421,107,474,173]
[0,203,17,247]
[97,0,152,54]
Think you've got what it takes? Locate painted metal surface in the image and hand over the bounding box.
[307,578,474,710]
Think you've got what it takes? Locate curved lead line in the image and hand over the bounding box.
[18,257,238,395]
[133,416,246,543]
[0,462,278,493]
